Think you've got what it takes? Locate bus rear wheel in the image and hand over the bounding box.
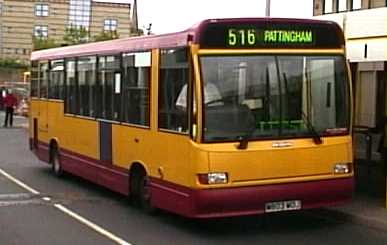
[50,147,63,177]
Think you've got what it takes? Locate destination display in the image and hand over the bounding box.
[198,20,344,49]
[227,29,314,47]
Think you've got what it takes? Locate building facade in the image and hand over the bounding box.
[314,1,387,132]
[0,0,134,63]
[314,0,387,202]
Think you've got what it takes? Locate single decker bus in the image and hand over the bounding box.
[29,18,353,218]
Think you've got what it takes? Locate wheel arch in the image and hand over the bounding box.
[129,161,149,179]
[128,161,149,193]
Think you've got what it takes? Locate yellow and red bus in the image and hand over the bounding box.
[29,18,353,218]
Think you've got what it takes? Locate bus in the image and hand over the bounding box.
[29,18,353,218]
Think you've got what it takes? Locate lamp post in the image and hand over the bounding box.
[132,0,138,34]
[266,0,271,17]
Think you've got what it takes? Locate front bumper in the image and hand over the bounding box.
[150,177,354,218]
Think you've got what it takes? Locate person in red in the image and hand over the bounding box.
[3,90,17,127]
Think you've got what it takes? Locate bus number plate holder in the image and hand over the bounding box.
[265,200,302,213]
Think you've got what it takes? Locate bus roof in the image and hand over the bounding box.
[31,18,343,61]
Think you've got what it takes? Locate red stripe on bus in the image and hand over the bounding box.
[33,140,129,195]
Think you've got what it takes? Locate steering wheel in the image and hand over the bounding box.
[204,98,226,106]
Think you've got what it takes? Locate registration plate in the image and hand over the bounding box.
[265,200,302,213]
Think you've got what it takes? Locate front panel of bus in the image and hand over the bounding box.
[186,20,353,217]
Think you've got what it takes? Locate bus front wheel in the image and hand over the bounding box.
[131,168,155,214]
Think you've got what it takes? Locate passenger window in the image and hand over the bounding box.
[31,61,39,97]
[65,59,77,114]
[122,52,151,126]
[49,59,64,100]
[158,48,189,133]
[39,62,49,98]
[97,55,121,120]
[78,56,96,117]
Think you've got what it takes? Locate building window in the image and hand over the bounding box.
[5,5,13,12]
[104,19,117,31]
[23,49,30,55]
[352,0,362,9]
[371,0,386,8]
[3,26,12,33]
[3,48,14,54]
[324,0,333,13]
[35,4,49,17]
[0,3,3,15]
[34,25,48,38]
[68,0,91,29]
[158,48,190,133]
[338,0,347,11]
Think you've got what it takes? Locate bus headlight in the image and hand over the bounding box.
[198,173,228,184]
[334,163,351,174]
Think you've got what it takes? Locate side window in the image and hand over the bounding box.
[39,62,48,98]
[49,59,64,99]
[35,4,49,17]
[158,47,189,132]
[65,59,77,114]
[97,55,121,120]
[78,56,96,117]
[31,61,39,97]
[338,0,347,12]
[371,0,386,8]
[352,0,361,10]
[122,52,151,126]
[324,0,333,14]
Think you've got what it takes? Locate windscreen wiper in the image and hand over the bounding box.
[237,108,256,150]
[301,111,322,145]
[237,135,250,150]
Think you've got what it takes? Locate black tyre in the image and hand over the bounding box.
[131,169,155,214]
[50,147,63,177]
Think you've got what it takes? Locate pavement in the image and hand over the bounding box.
[326,192,387,231]
[1,110,387,230]
[0,110,28,129]
[326,160,387,231]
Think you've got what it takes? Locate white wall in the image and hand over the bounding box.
[346,8,387,38]
[315,7,387,62]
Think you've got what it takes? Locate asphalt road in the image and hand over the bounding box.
[1,125,387,245]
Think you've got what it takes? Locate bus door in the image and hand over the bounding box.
[154,47,194,196]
